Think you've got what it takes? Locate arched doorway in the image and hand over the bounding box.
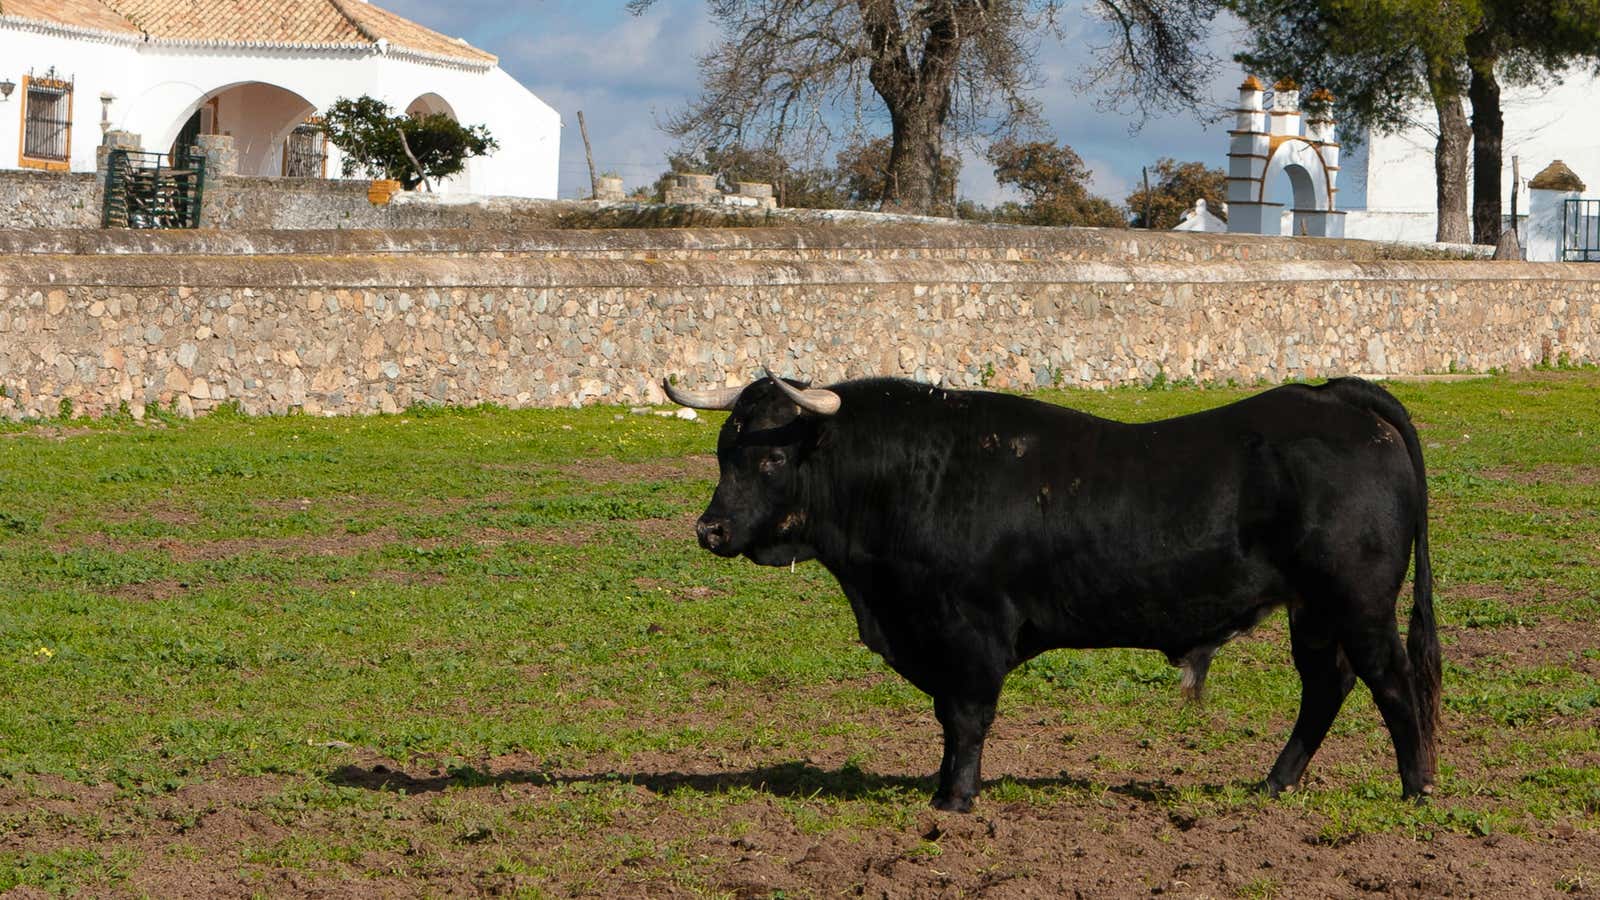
[401,92,471,193]
[1260,140,1332,237]
[163,82,316,176]
[404,93,456,120]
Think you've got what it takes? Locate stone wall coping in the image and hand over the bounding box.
[0,170,100,184]
[3,254,1595,290]
[0,224,1487,260]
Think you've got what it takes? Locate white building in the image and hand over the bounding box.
[0,0,559,197]
[1339,70,1600,244]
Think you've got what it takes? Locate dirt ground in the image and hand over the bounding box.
[5,759,1594,899]
[5,644,1596,900]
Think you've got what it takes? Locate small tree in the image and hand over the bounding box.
[834,137,959,212]
[1125,158,1227,229]
[321,96,497,190]
[987,137,1125,227]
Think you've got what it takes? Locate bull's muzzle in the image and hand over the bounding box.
[696,516,733,553]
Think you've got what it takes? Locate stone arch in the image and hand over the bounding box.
[1261,139,1336,236]
[1224,77,1345,238]
[157,81,316,177]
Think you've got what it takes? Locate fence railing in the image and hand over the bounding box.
[102,148,205,229]
[1562,199,1600,262]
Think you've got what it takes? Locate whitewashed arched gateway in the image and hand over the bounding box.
[1225,77,1345,238]
[0,0,558,198]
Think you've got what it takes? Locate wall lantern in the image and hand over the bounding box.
[0,79,15,101]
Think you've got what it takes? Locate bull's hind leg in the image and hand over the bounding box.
[1339,614,1431,798]
[1265,608,1355,795]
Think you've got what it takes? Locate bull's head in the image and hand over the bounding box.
[664,368,840,567]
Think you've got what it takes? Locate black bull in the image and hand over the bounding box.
[666,373,1439,812]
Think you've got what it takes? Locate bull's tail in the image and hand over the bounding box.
[1329,378,1440,785]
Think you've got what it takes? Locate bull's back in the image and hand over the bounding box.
[895,382,1416,650]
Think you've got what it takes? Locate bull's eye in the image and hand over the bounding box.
[759,449,788,475]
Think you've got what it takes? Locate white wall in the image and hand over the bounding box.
[0,25,559,198]
[0,27,143,172]
[1341,67,1600,242]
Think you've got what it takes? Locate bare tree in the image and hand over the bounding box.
[1078,0,1227,118]
[632,0,1224,214]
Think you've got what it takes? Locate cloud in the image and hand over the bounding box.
[494,1,721,197]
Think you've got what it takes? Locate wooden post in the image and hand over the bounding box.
[577,110,599,199]
[1494,155,1523,260]
[1511,155,1520,234]
[1142,166,1152,228]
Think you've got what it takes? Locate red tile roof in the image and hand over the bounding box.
[0,0,142,35]
[0,0,495,66]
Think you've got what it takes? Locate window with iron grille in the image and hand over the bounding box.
[19,71,74,171]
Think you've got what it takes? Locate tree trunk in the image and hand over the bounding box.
[882,106,946,213]
[860,0,959,214]
[1466,35,1503,245]
[1427,71,1471,244]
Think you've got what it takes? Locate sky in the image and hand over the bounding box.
[377,0,1251,206]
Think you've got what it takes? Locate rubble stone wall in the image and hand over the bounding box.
[0,252,1594,419]
[0,172,103,228]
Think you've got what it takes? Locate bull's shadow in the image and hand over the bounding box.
[326,760,1234,807]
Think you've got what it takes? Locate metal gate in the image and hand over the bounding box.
[283,121,326,178]
[102,149,206,229]
[1562,199,1600,261]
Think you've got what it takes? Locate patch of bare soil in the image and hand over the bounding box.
[165,530,406,562]
[557,454,718,483]
[97,502,202,528]
[1505,369,1600,384]
[682,800,1598,899]
[631,512,701,544]
[7,682,1597,898]
[57,521,640,568]
[53,528,404,564]
[1447,617,1600,677]
[0,426,97,441]
[108,578,192,602]
[1480,464,1600,487]
[323,733,1600,898]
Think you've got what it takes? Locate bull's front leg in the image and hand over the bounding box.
[931,690,1000,812]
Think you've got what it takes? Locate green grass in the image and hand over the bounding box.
[1,372,1598,894]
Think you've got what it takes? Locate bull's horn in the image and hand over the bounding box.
[763,367,841,416]
[662,378,743,410]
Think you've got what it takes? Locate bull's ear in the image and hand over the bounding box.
[763,367,841,416]
[662,378,743,410]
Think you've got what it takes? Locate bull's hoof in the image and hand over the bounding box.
[1260,779,1295,799]
[1402,783,1435,803]
[930,792,974,813]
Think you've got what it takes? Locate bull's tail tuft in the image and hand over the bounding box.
[1406,485,1440,785]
